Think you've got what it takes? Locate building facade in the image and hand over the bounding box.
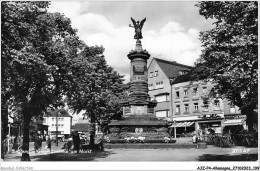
[148,58,192,119]
[43,109,72,138]
[148,57,247,137]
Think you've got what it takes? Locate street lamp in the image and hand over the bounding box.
[56,111,60,146]
[169,77,175,122]
[169,77,177,138]
[7,122,11,153]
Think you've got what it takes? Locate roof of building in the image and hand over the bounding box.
[172,71,192,84]
[152,58,193,79]
[172,65,207,84]
[45,109,72,118]
[72,123,91,132]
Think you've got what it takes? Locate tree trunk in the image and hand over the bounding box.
[21,112,31,161]
[89,116,96,147]
[244,109,257,132]
[1,103,9,160]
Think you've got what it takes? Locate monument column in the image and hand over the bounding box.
[108,17,168,132]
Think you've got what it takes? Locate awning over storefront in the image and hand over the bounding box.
[170,121,195,128]
[222,119,245,126]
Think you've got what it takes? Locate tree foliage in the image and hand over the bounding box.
[194,1,258,130]
[1,1,83,160]
[65,45,125,145]
[2,1,126,158]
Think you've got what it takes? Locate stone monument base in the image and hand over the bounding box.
[106,115,170,143]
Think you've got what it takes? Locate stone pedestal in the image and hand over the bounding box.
[107,39,168,140]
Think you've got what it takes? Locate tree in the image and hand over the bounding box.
[66,45,125,146]
[194,1,258,130]
[1,1,83,160]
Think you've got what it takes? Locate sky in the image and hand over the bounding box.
[48,1,215,83]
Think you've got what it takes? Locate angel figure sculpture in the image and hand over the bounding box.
[129,17,146,40]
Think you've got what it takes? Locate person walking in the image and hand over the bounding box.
[34,135,39,153]
[38,135,42,151]
[46,135,51,153]
[72,131,80,153]
[67,136,73,153]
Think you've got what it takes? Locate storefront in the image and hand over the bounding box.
[170,113,224,137]
[195,113,223,135]
[170,121,195,138]
[222,114,247,133]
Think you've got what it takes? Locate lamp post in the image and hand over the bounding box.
[169,77,176,138]
[7,122,11,153]
[169,78,174,122]
[56,111,59,146]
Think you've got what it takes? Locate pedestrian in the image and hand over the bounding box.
[38,135,42,151]
[67,136,73,153]
[192,135,197,144]
[46,135,51,153]
[3,136,9,154]
[12,136,18,152]
[72,131,80,153]
[34,135,39,153]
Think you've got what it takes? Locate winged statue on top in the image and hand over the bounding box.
[129,17,146,40]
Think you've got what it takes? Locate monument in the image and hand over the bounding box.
[107,18,169,142]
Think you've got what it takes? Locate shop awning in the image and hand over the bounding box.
[222,119,245,126]
[170,121,195,128]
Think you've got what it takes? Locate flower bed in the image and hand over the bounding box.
[104,136,175,144]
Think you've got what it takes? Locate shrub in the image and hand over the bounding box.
[157,127,168,132]
[205,131,258,148]
[121,127,129,132]
[232,131,258,147]
[150,127,157,132]
[109,127,121,133]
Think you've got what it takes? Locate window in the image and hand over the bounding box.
[155,94,169,102]
[214,100,220,110]
[58,118,61,121]
[155,81,163,89]
[155,111,169,118]
[61,124,64,127]
[61,118,64,121]
[194,103,199,111]
[202,87,207,94]
[203,102,209,110]
[154,70,158,77]
[176,105,180,114]
[193,88,198,96]
[148,84,153,90]
[178,70,188,75]
[150,72,153,78]
[52,124,54,127]
[43,118,46,123]
[52,118,54,121]
[176,91,180,98]
[184,104,189,113]
[184,89,188,96]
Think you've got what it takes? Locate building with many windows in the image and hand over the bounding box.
[148,57,247,137]
[43,109,72,139]
[148,57,192,119]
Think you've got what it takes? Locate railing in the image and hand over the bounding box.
[199,132,258,148]
[198,134,235,147]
